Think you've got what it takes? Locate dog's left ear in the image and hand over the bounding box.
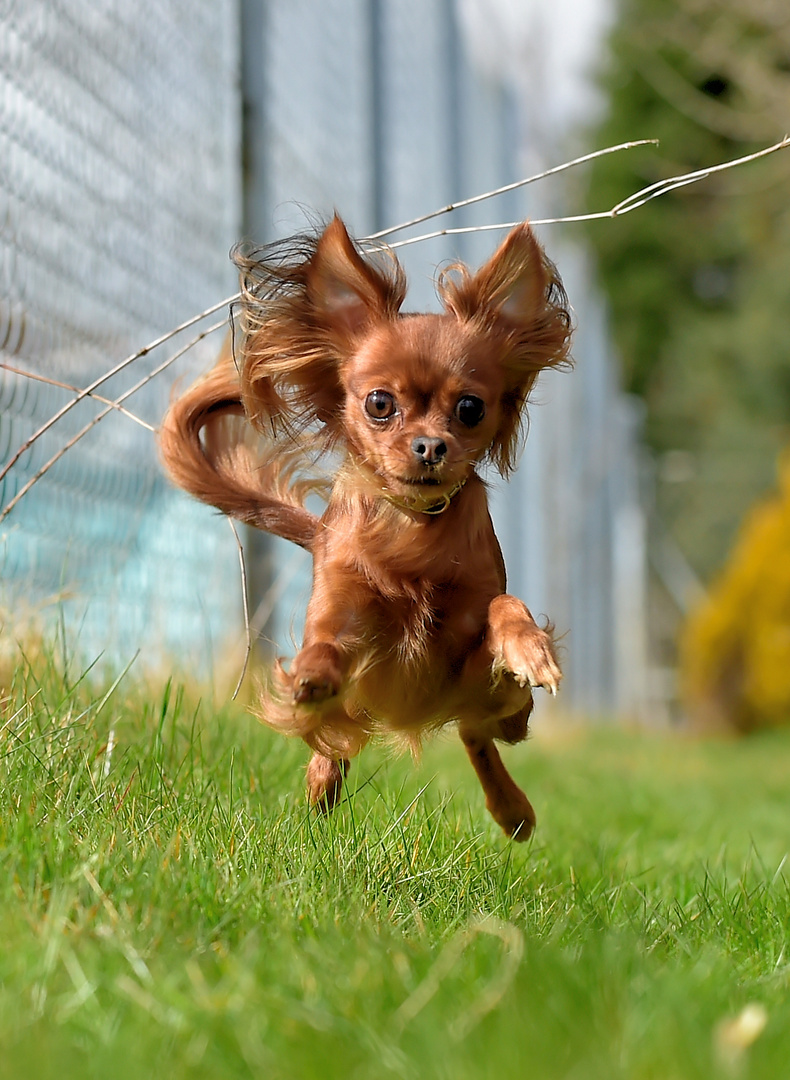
[439,222,571,360]
[439,223,572,473]
[443,224,548,323]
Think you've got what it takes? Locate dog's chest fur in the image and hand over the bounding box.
[321,481,503,675]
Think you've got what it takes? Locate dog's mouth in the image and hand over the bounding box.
[381,469,468,515]
[402,476,443,487]
[370,456,470,502]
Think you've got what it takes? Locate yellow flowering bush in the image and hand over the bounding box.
[681,455,790,732]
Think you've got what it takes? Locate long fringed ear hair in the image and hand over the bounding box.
[232,216,407,449]
[438,223,573,475]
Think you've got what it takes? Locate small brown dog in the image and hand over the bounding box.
[160,216,572,839]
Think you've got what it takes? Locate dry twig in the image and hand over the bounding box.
[0,295,235,489]
[0,361,153,432]
[0,317,227,523]
[386,136,790,249]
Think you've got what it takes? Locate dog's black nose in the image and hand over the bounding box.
[412,436,447,464]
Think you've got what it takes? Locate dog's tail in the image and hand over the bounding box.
[158,343,320,551]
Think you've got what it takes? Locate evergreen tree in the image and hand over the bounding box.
[585,0,790,579]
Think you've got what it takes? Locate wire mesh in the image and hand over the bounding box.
[0,0,241,671]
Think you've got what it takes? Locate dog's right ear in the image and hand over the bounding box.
[308,216,406,334]
[236,217,406,445]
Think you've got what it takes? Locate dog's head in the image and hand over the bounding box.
[238,216,572,500]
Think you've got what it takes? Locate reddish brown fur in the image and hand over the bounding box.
[159,216,572,840]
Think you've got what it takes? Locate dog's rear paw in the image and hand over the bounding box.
[307,753,348,812]
[489,790,536,842]
[291,643,342,704]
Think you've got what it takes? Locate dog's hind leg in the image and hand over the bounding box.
[306,752,349,812]
[459,718,536,841]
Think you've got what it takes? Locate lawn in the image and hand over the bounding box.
[1,647,788,1079]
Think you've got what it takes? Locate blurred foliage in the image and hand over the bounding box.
[681,453,790,732]
[584,0,790,579]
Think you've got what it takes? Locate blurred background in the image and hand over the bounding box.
[0,0,787,731]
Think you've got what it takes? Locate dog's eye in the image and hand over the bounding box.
[365,390,396,420]
[455,395,486,427]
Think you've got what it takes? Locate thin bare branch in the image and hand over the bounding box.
[247,552,305,641]
[0,362,154,431]
[0,318,227,523]
[385,136,790,249]
[228,517,251,701]
[366,140,659,240]
[610,135,790,213]
[0,294,236,486]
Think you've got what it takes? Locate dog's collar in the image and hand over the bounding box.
[338,460,468,517]
[381,478,467,516]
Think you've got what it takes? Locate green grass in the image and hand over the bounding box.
[1,647,788,1079]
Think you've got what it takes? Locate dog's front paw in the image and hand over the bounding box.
[291,643,342,704]
[497,625,562,696]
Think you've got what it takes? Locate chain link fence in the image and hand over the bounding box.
[0,0,241,672]
[0,0,651,716]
